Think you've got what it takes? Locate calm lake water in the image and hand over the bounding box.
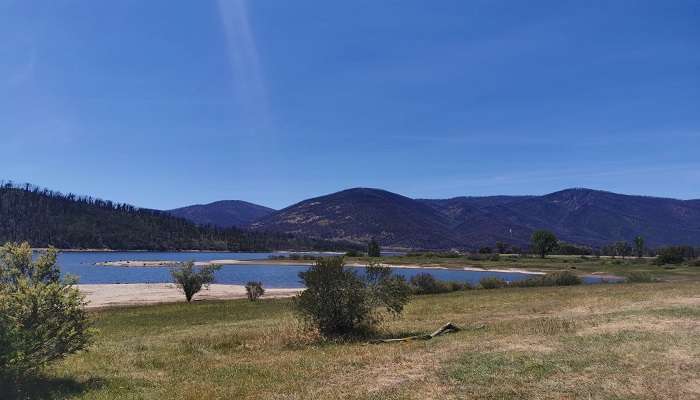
[56,251,614,288]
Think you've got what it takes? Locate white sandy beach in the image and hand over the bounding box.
[78,284,302,309]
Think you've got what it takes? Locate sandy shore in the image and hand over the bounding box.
[78,284,301,309]
[94,259,545,275]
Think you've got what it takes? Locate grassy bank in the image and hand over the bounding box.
[17,280,700,399]
[348,254,700,282]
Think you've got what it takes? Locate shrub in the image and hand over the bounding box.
[626,272,654,283]
[171,261,220,302]
[245,281,265,301]
[546,271,582,286]
[479,277,506,289]
[408,273,471,295]
[410,273,446,294]
[0,242,93,383]
[655,246,690,265]
[510,271,582,288]
[295,258,410,337]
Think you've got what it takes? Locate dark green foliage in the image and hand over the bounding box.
[409,273,470,294]
[171,262,220,302]
[626,272,654,283]
[654,246,694,265]
[0,182,357,251]
[295,258,410,336]
[544,271,582,286]
[531,230,558,258]
[367,239,381,257]
[0,242,93,383]
[478,247,492,254]
[244,281,265,301]
[509,271,582,288]
[479,277,507,289]
[556,243,592,256]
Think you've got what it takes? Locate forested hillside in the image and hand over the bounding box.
[0,183,353,251]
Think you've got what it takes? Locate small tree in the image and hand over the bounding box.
[531,230,558,258]
[634,236,645,258]
[171,261,220,302]
[245,281,265,301]
[0,242,93,383]
[367,239,381,257]
[296,257,410,337]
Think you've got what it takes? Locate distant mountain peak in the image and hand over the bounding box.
[168,200,275,228]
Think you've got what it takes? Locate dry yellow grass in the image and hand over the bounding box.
[11,281,700,399]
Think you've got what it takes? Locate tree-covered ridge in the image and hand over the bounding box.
[0,182,353,251]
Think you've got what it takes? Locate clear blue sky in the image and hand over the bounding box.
[2,0,699,210]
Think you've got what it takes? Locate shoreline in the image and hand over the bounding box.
[93,259,547,275]
[78,283,301,309]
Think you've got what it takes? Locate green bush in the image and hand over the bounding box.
[626,272,654,283]
[409,273,471,294]
[547,271,582,286]
[479,277,507,289]
[410,273,447,294]
[510,271,582,288]
[0,242,93,383]
[245,281,265,301]
[295,258,410,337]
[171,261,220,302]
[655,247,689,265]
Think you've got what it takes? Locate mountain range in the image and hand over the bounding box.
[169,188,700,249]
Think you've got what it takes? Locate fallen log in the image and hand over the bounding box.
[370,322,462,344]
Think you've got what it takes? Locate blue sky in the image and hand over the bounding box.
[1,0,699,209]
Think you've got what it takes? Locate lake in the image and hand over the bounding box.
[57,251,615,288]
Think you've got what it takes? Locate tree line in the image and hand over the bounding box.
[0,182,358,251]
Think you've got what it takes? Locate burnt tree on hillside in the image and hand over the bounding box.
[0,181,360,251]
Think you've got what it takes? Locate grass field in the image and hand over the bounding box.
[16,273,700,399]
